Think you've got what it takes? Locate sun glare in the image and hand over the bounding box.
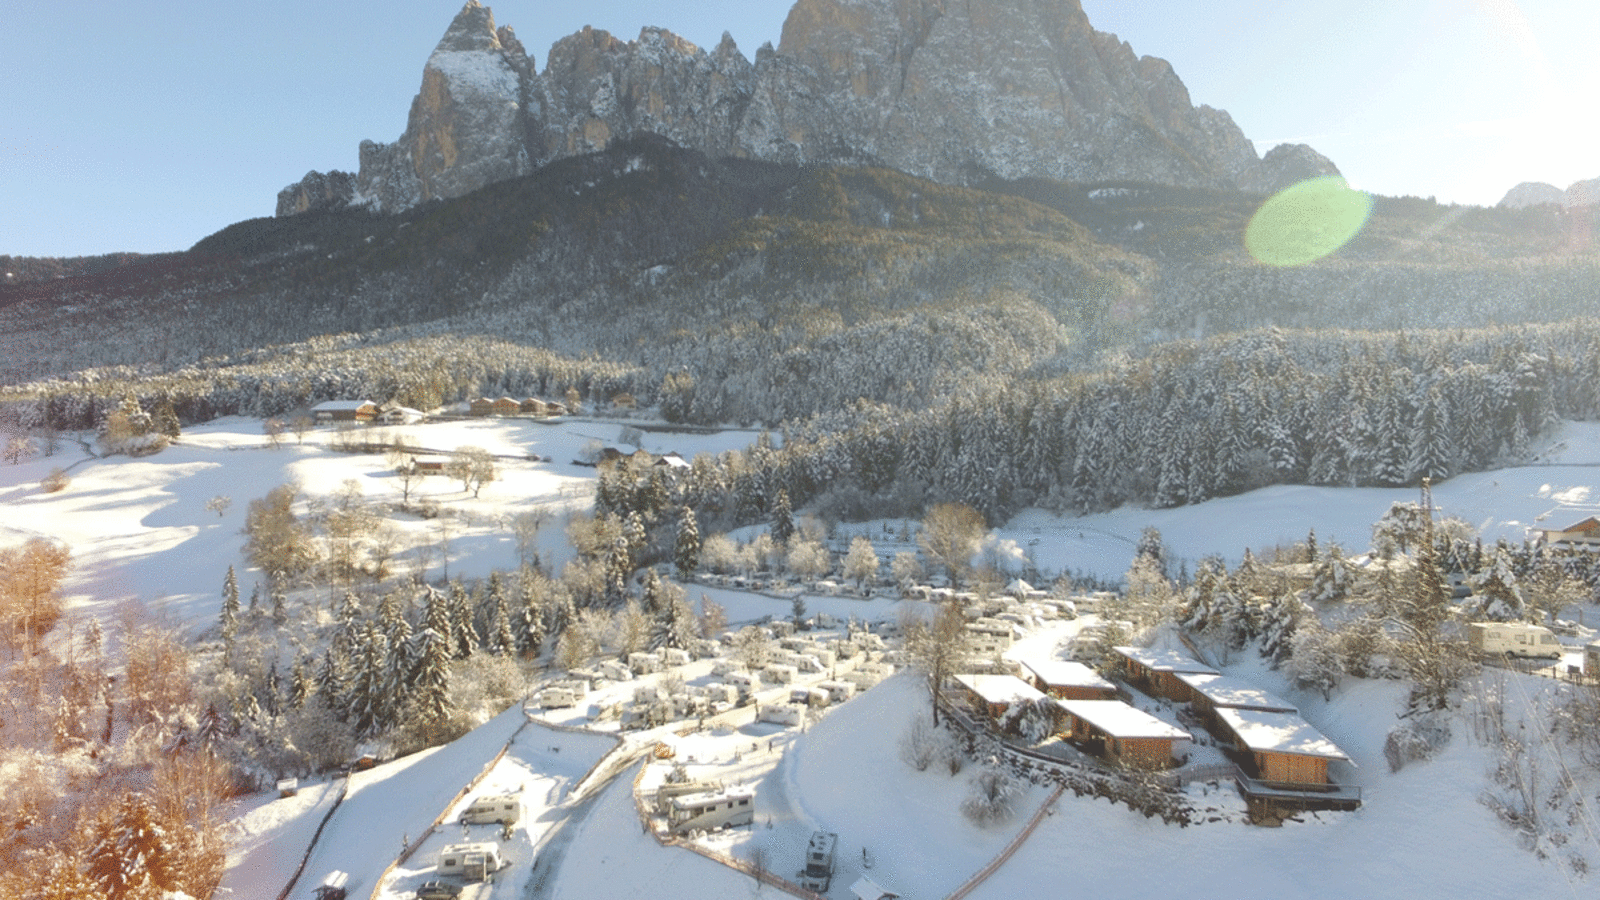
[1245,175,1374,267]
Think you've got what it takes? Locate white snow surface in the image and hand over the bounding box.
[7,417,1600,897]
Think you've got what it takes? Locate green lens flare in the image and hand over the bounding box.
[1245,175,1373,267]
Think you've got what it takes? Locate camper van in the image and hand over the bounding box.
[436,842,505,882]
[460,794,520,826]
[758,702,805,726]
[763,663,798,685]
[539,685,580,709]
[1467,622,1563,659]
[727,671,761,701]
[668,785,755,834]
[817,680,856,704]
[798,831,838,893]
[790,686,829,708]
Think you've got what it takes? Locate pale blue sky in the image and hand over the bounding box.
[2,1,1594,257]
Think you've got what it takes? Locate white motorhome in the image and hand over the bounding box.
[758,702,805,726]
[654,777,723,814]
[668,785,755,834]
[799,830,838,893]
[460,794,520,825]
[540,685,580,709]
[727,671,761,700]
[436,842,505,882]
[817,680,856,704]
[1467,622,1562,659]
[763,663,798,685]
[790,686,829,708]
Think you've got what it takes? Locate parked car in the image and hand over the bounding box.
[415,880,461,900]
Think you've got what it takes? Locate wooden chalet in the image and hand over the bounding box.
[1538,516,1600,549]
[492,396,521,416]
[655,451,690,471]
[311,400,377,424]
[469,397,496,417]
[1054,699,1191,770]
[520,398,547,415]
[410,456,445,473]
[1019,658,1119,701]
[1111,646,1218,700]
[1175,672,1297,732]
[376,406,423,425]
[950,673,1045,719]
[611,392,637,410]
[1216,707,1351,789]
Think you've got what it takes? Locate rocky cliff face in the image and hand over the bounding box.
[275,169,355,217]
[280,0,1336,215]
[1499,178,1600,209]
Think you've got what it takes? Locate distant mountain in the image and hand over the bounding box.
[1499,177,1600,209]
[279,0,1337,217]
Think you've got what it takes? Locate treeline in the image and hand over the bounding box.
[655,320,1600,529]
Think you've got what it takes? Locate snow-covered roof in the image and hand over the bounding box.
[1019,658,1116,691]
[952,673,1045,705]
[1217,708,1350,761]
[669,784,754,809]
[1055,699,1191,740]
[1175,672,1298,713]
[851,875,899,900]
[1112,646,1218,675]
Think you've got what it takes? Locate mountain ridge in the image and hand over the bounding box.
[279,0,1338,217]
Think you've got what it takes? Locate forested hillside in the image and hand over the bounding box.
[3,136,1599,522]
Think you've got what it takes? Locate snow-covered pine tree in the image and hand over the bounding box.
[263,659,282,718]
[1309,542,1352,604]
[1260,591,1309,667]
[288,654,311,711]
[1467,545,1527,621]
[653,582,697,650]
[346,625,391,738]
[87,791,173,898]
[448,581,478,659]
[623,511,648,567]
[1180,558,1226,633]
[771,489,794,545]
[315,648,349,717]
[270,576,288,625]
[488,581,515,656]
[407,624,453,733]
[219,566,240,663]
[674,506,700,578]
[1408,385,1455,484]
[640,568,664,615]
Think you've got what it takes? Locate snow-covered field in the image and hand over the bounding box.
[0,416,764,632]
[7,416,1600,898]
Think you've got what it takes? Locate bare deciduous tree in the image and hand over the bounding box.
[902,600,971,727]
[918,503,985,586]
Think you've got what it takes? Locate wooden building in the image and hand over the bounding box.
[1019,658,1119,701]
[311,400,377,424]
[520,398,547,415]
[1175,672,1297,732]
[492,396,521,416]
[1537,516,1600,549]
[950,673,1045,719]
[1054,699,1191,770]
[1111,646,1218,700]
[469,397,496,417]
[1216,707,1351,789]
